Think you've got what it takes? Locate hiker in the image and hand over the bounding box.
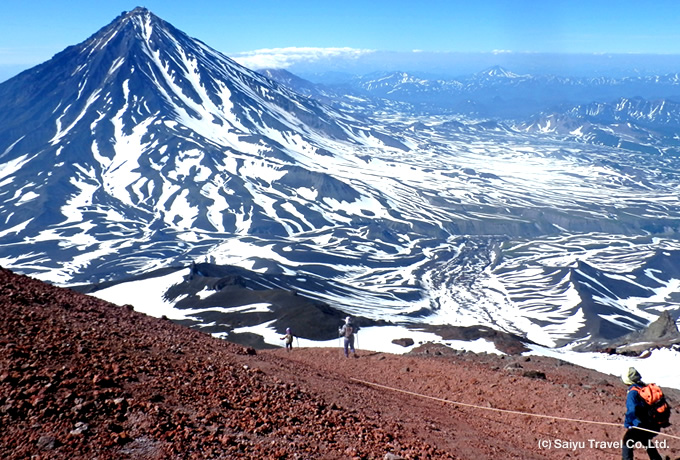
[621,367,666,460]
[339,316,358,358]
[280,328,294,351]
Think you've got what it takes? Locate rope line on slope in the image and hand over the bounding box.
[349,377,680,442]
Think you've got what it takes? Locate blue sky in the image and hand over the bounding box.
[2,1,680,80]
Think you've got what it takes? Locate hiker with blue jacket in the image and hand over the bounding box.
[339,316,358,358]
[621,367,665,460]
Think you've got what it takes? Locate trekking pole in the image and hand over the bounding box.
[295,336,299,348]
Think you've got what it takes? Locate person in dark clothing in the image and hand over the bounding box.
[339,316,357,358]
[621,367,662,460]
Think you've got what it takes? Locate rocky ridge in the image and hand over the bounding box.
[2,267,680,459]
[588,310,680,355]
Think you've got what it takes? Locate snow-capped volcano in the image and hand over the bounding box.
[1,8,680,351]
[0,7,394,232]
[475,65,523,79]
[0,7,406,278]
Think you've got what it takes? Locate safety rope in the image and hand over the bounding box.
[349,377,680,441]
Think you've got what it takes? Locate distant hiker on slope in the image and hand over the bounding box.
[280,328,294,351]
[339,316,358,358]
[621,367,671,460]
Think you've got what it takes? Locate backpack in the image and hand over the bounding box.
[343,324,354,338]
[631,383,672,428]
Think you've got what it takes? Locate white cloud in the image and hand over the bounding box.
[231,47,375,70]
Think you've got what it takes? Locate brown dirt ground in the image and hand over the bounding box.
[261,345,680,460]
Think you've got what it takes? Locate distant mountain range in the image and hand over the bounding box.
[263,67,680,155]
[263,65,680,119]
[520,97,680,156]
[1,8,679,352]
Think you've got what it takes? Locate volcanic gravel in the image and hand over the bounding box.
[2,267,679,459]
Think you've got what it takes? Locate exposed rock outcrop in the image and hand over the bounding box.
[581,310,680,355]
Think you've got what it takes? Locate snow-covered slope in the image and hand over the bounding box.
[1,8,679,350]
